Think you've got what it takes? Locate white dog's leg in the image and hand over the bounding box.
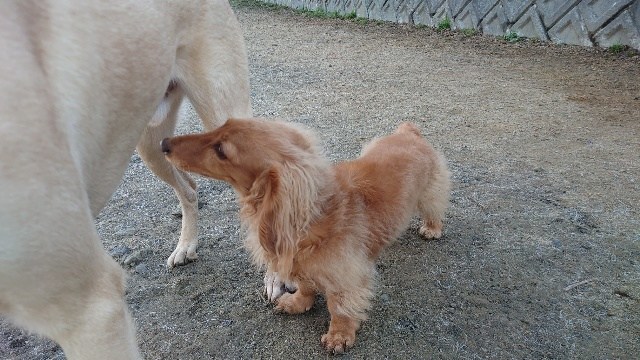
[174,2,253,131]
[1,210,140,359]
[140,2,252,268]
[263,271,298,302]
[56,257,141,359]
[264,271,286,302]
[138,88,201,268]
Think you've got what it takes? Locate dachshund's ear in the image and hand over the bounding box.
[253,166,281,255]
[248,160,318,276]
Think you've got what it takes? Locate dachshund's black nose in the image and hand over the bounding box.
[161,138,171,154]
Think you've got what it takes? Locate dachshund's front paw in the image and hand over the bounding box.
[321,329,356,354]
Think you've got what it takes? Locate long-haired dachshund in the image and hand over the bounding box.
[162,118,451,353]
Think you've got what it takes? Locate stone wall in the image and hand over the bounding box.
[262,0,640,50]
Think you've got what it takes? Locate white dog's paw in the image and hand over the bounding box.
[263,272,297,303]
[263,272,286,302]
[167,242,198,268]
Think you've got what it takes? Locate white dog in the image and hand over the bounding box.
[0,0,251,358]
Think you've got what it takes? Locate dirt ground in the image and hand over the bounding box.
[2,1,639,359]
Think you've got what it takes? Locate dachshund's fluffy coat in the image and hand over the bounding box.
[162,118,451,353]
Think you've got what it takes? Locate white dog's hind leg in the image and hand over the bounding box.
[175,2,252,132]
[138,87,201,268]
[140,2,251,268]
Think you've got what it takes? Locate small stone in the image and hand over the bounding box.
[124,249,151,266]
[614,287,634,299]
[109,245,132,257]
[467,296,490,307]
[9,337,26,348]
[135,263,149,274]
[115,228,136,237]
[379,293,390,304]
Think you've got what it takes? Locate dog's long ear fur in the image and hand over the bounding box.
[243,154,329,278]
[253,166,281,255]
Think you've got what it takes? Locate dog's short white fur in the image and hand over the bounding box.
[0,0,251,358]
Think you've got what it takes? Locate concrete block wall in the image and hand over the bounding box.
[262,0,640,50]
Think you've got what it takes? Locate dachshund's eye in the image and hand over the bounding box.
[213,142,227,160]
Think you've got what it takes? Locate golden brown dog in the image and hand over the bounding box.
[0,0,251,358]
[161,118,451,353]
